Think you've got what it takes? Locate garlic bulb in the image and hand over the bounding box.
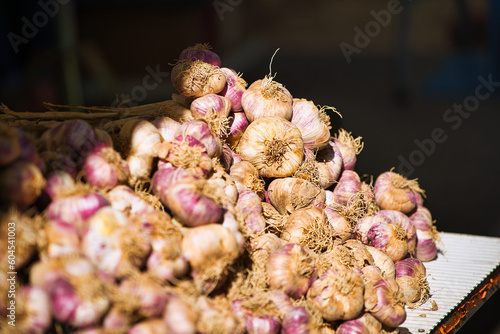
[267,177,325,215]
[225,111,249,148]
[291,98,331,150]
[189,94,232,137]
[241,77,293,122]
[333,170,361,206]
[220,67,247,111]
[307,267,365,321]
[179,119,223,158]
[377,209,417,255]
[238,116,304,178]
[333,129,364,171]
[316,140,343,189]
[267,243,317,298]
[179,43,221,67]
[374,170,425,214]
[281,207,332,253]
[230,161,265,200]
[171,59,226,98]
[367,222,408,262]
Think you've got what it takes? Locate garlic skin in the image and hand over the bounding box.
[171,59,226,98]
[324,207,352,244]
[291,98,331,150]
[267,177,325,215]
[220,67,247,111]
[238,116,304,178]
[267,243,317,299]
[241,77,293,122]
[250,233,286,264]
[333,129,364,171]
[225,111,249,148]
[281,207,332,253]
[230,161,265,200]
[307,267,365,321]
[235,186,266,234]
[377,209,417,254]
[179,43,221,67]
[82,143,129,189]
[152,116,181,143]
[367,222,408,263]
[179,119,223,158]
[333,170,362,205]
[395,258,429,306]
[189,94,232,138]
[316,140,343,189]
[365,245,396,279]
[374,170,425,214]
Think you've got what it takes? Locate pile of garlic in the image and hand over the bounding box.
[0,43,440,334]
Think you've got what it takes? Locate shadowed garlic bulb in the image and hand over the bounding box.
[237,116,304,178]
[171,59,226,98]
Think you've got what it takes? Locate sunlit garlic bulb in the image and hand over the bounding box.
[291,98,332,150]
[307,267,365,322]
[374,170,425,214]
[237,116,304,178]
[333,129,364,171]
[267,177,325,215]
[241,76,293,122]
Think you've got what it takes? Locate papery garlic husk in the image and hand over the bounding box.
[281,207,333,254]
[267,243,317,299]
[171,59,226,98]
[220,67,247,111]
[415,227,439,262]
[293,147,322,186]
[237,116,304,178]
[196,295,243,334]
[324,206,352,244]
[365,245,396,279]
[225,111,250,149]
[166,180,224,227]
[267,177,325,215]
[241,76,293,122]
[336,312,383,334]
[190,94,232,138]
[316,140,344,189]
[161,134,213,178]
[235,184,266,234]
[394,257,429,307]
[291,98,332,150]
[377,209,417,255]
[81,207,151,278]
[261,202,286,234]
[180,119,223,158]
[362,266,406,327]
[250,233,286,264]
[181,224,240,293]
[152,116,181,143]
[367,222,408,262]
[343,239,375,268]
[306,267,365,321]
[119,119,163,186]
[333,129,364,171]
[317,244,358,276]
[374,170,425,214]
[354,214,392,244]
[333,170,361,206]
[230,161,265,200]
[82,142,130,189]
[409,205,433,230]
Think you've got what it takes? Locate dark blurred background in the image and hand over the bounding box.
[1,0,499,332]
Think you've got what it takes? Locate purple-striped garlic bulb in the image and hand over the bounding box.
[362,265,406,327]
[220,67,247,111]
[241,76,293,122]
[267,243,317,299]
[290,98,332,150]
[395,257,429,306]
[152,164,198,206]
[374,170,425,214]
[179,43,221,67]
[82,142,129,189]
[377,209,417,255]
[333,170,361,206]
[333,128,364,171]
[366,222,408,262]
[354,214,392,244]
[307,267,365,321]
[161,134,213,178]
[235,185,266,234]
[152,116,181,143]
[189,94,232,138]
[224,111,249,148]
[0,160,46,210]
